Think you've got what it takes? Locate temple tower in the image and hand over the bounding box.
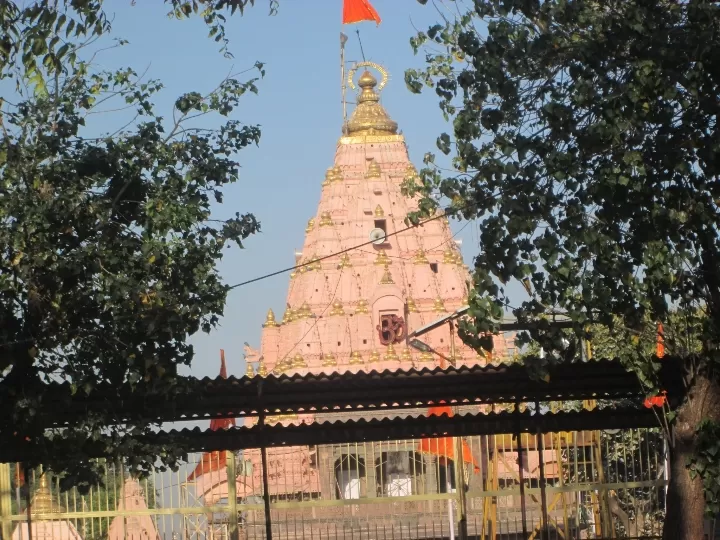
[257,63,506,380]
[238,63,508,505]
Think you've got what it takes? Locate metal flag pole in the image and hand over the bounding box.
[340,32,349,126]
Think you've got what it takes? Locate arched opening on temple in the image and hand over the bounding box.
[334,454,366,500]
[375,451,425,497]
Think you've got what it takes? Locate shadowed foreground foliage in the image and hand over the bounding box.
[406,1,720,538]
[0,0,275,490]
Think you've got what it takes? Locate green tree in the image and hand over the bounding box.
[405,1,720,538]
[0,1,272,489]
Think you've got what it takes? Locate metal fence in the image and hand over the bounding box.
[0,406,668,540]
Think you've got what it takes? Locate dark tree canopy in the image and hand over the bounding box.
[0,0,272,489]
[406,1,720,537]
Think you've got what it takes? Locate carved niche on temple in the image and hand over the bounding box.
[377,314,405,345]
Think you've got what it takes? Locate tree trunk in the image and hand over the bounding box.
[662,370,720,540]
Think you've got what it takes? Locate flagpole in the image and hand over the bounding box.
[340,32,348,127]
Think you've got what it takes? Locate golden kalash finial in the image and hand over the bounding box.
[329,299,345,316]
[319,212,334,227]
[258,359,268,377]
[292,353,307,369]
[433,297,447,313]
[384,343,399,361]
[246,362,256,377]
[273,359,287,375]
[419,351,435,363]
[337,253,352,269]
[380,265,395,285]
[345,65,398,137]
[32,474,61,514]
[406,297,419,313]
[443,248,457,264]
[321,353,338,367]
[400,347,413,362]
[306,218,315,233]
[374,205,385,217]
[322,167,334,187]
[454,252,464,265]
[263,308,279,328]
[281,308,294,325]
[297,302,313,319]
[365,158,382,179]
[349,351,364,365]
[332,165,343,182]
[413,249,429,265]
[369,349,381,363]
[306,254,322,271]
[354,299,370,314]
[374,249,391,266]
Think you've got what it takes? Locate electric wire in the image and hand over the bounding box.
[227,204,468,290]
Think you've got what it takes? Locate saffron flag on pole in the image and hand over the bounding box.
[343,0,381,25]
[417,404,480,472]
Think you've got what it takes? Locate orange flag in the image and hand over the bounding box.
[343,0,381,25]
[418,404,480,472]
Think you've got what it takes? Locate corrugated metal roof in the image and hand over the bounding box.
[23,359,644,427]
[0,407,659,462]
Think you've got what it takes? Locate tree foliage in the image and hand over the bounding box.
[406,0,720,534]
[0,1,269,489]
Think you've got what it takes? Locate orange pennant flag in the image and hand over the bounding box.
[343,0,381,25]
[418,403,480,472]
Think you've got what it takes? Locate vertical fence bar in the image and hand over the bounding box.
[227,450,239,540]
[536,426,550,540]
[516,431,528,538]
[0,463,12,540]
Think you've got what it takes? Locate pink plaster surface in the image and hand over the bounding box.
[12,521,82,540]
[107,478,160,540]
[244,76,509,498]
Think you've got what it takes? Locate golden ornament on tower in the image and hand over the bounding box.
[433,297,447,313]
[413,249,429,265]
[349,351,364,365]
[263,308,279,328]
[246,362,256,377]
[322,353,338,367]
[329,299,345,316]
[380,264,395,285]
[375,249,391,266]
[365,158,381,179]
[374,205,385,217]
[406,297,419,313]
[337,253,352,269]
[354,299,370,314]
[384,343,399,361]
[319,212,334,227]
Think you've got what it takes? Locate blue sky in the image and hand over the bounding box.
[96,0,513,379]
